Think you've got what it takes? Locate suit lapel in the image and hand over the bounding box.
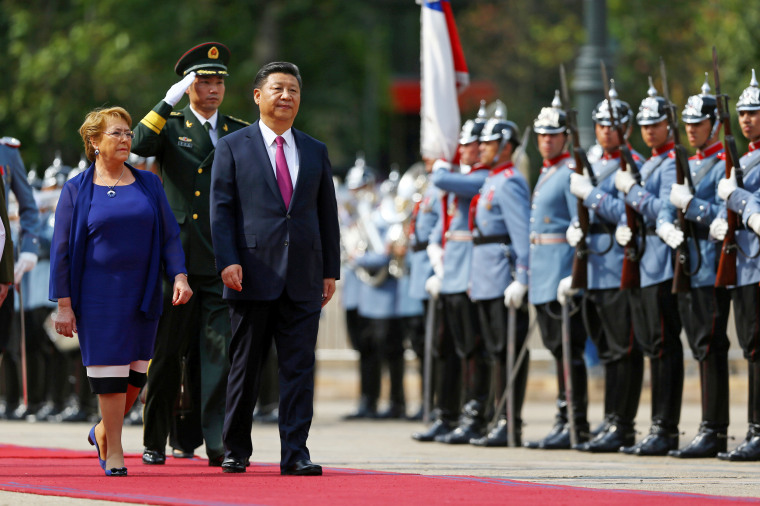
[290,128,311,209]
[248,122,286,210]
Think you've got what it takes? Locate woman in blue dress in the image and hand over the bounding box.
[50,107,192,476]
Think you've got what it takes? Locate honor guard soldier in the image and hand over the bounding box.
[714,70,760,461]
[412,109,487,442]
[663,76,730,459]
[524,92,590,450]
[341,159,379,419]
[131,42,249,466]
[566,83,645,452]
[426,111,490,444]
[614,79,684,456]
[0,136,40,419]
[466,109,531,447]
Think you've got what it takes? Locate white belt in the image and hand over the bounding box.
[529,232,567,245]
[445,230,473,242]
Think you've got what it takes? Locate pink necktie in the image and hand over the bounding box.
[275,135,293,208]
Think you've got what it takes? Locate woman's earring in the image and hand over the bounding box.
[94,148,100,156]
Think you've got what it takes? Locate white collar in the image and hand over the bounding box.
[259,121,294,148]
[189,106,218,131]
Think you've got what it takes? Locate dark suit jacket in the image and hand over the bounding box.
[210,121,340,302]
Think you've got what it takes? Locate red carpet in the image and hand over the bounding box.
[0,444,752,505]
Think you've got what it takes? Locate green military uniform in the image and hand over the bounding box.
[132,42,249,463]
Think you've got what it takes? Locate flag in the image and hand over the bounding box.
[420,0,469,162]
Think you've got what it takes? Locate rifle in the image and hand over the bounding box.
[600,62,643,290]
[659,60,702,293]
[713,46,744,287]
[560,65,594,290]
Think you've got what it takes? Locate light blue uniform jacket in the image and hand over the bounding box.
[469,162,530,301]
[624,145,676,287]
[529,154,577,305]
[408,183,440,300]
[659,142,724,288]
[430,166,489,295]
[1,143,40,254]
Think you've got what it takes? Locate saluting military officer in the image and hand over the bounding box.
[714,70,760,462]
[131,42,249,466]
[614,80,684,456]
[0,136,40,419]
[663,76,731,459]
[466,109,531,447]
[565,83,645,453]
[427,110,490,445]
[523,92,590,450]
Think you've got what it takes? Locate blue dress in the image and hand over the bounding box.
[49,163,186,368]
[77,184,157,366]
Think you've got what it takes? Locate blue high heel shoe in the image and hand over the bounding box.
[105,467,127,477]
[87,424,106,470]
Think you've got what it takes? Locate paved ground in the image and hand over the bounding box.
[1,365,759,505]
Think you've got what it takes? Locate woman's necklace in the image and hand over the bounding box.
[96,166,126,198]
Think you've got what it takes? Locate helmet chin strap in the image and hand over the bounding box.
[492,132,510,165]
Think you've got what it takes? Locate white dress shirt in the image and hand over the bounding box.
[189,107,219,147]
[258,121,300,187]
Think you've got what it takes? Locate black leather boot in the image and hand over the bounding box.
[579,420,635,453]
[412,410,457,442]
[525,358,569,449]
[669,353,729,458]
[470,418,510,447]
[547,359,591,449]
[435,400,486,444]
[343,395,378,420]
[718,360,760,461]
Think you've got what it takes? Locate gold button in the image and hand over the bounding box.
[197,168,203,174]
[195,191,200,196]
[193,213,198,220]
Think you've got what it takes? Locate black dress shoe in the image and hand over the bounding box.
[524,422,565,449]
[435,423,484,444]
[281,459,322,476]
[620,428,678,456]
[579,424,635,453]
[222,457,249,473]
[668,423,726,458]
[376,404,406,420]
[59,406,89,423]
[412,419,454,442]
[142,449,166,465]
[717,425,760,462]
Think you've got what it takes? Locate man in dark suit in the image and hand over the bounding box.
[210,61,340,476]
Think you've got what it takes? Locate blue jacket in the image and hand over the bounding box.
[529,153,577,305]
[430,165,489,294]
[722,144,760,286]
[49,163,186,320]
[0,142,40,254]
[581,149,643,290]
[625,143,676,287]
[470,162,530,301]
[408,183,440,300]
[660,142,724,288]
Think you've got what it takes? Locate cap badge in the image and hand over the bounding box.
[208,46,219,59]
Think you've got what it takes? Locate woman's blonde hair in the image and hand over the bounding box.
[79,106,132,161]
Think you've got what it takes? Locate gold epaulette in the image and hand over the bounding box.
[225,115,250,126]
[170,111,183,116]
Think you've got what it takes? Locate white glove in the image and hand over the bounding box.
[14,252,38,284]
[426,243,444,278]
[615,225,632,246]
[569,172,594,200]
[424,275,442,299]
[709,217,729,241]
[432,159,453,173]
[503,281,528,309]
[717,168,738,201]
[669,183,693,212]
[657,222,684,249]
[749,213,760,236]
[566,223,583,248]
[557,276,578,306]
[163,72,197,107]
[614,170,637,194]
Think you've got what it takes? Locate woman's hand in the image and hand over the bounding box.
[54,298,77,337]
[172,274,193,305]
